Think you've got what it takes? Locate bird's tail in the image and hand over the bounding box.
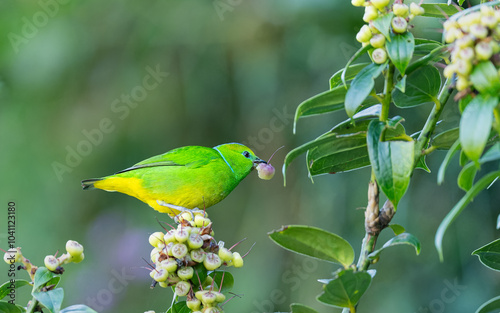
[81,178,102,190]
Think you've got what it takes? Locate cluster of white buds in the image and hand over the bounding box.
[44,240,85,273]
[352,0,425,64]
[148,211,246,312]
[443,5,500,92]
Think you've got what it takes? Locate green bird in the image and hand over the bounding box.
[81,143,267,217]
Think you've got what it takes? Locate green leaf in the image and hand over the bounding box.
[392,65,441,108]
[497,214,500,230]
[395,75,406,93]
[414,38,443,55]
[268,225,354,267]
[368,233,421,260]
[406,45,447,75]
[32,288,64,313]
[0,301,24,313]
[415,155,431,173]
[437,139,461,185]
[460,94,499,162]
[166,301,190,313]
[341,45,372,87]
[432,128,459,150]
[290,303,319,313]
[0,280,30,300]
[330,63,370,89]
[372,12,394,41]
[459,150,469,167]
[435,171,500,261]
[317,269,371,310]
[345,63,386,117]
[386,31,414,75]
[389,224,405,235]
[457,162,478,192]
[472,239,500,271]
[421,3,461,18]
[367,120,414,209]
[470,61,500,95]
[60,305,98,313]
[33,267,56,292]
[209,271,234,293]
[459,93,473,113]
[293,85,379,133]
[191,263,208,288]
[476,295,500,313]
[481,143,500,163]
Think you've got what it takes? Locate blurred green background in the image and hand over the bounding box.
[1,0,499,312]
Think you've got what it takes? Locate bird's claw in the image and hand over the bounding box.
[156,200,204,223]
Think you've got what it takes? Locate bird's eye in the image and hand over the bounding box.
[242,151,250,158]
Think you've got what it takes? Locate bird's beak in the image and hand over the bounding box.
[253,158,267,167]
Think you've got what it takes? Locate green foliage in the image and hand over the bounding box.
[345,63,387,117]
[166,301,190,313]
[0,280,30,300]
[476,295,500,313]
[472,239,500,272]
[386,31,414,75]
[368,233,421,260]
[290,303,319,313]
[268,225,354,267]
[209,271,234,293]
[420,3,460,18]
[392,65,441,108]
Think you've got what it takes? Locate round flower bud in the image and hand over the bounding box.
[410,3,425,16]
[480,5,495,17]
[149,232,165,248]
[161,258,178,272]
[455,59,472,76]
[363,5,379,23]
[203,253,222,271]
[4,249,21,264]
[201,291,217,305]
[151,248,161,263]
[158,282,168,288]
[372,48,388,64]
[351,0,365,7]
[218,247,233,262]
[195,290,208,301]
[175,281,191,297]
[70,252,85,264]
[232,252,244,268]
[144,311,155,313]
[256,163,275,180]
[370,33,386,48]
[356,25,372,43]
[470,24,488,39]
[177,266,194,280]
[186,298,201,311]
[214,291,226,303]
[443,20,458,31]
[194,215,210,227]
[190,249,206,263]
[188,233,204,249]
[203,308,220,313]
[165,242,175,256]
[456,76,470,91]
[163,230,176,244]
[175,227,190,243]
[153,268,169,282]
[391,16,408,33]
[172,243,188,259]
[66,240,84,257]
[371,0,390,11]
[44,255,59,272]
[393,3,409,17]
[443,64,456,79]
[481,15,497,29]
[475,41,493,60]
[180,212,193,222]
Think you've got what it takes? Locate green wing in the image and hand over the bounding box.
[116,146,219,174]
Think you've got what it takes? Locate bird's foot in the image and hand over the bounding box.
[156,200,204,223]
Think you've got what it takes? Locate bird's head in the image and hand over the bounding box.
[213,143,266,178]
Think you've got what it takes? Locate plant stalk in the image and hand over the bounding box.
[380,63,395,122]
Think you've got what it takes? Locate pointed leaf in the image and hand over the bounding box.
[209,271,234,293]
[406,45,447,75]
[33,267,56,292]
[472,239,500,271]
[392,65,441,108]
[368,233,421,260]
[269,225,354,267]
[372,13,394,41]
[480,143,500,163]
[470,61,500,95]
[476,296,500,313]
[386,31,414,75]
[460,94,498,162]
[32,288,64,313]
[437,139,460,185]
[367,120,414,209]
[0,280,30,300]
[291,303,319,313]
[432,128,459,150]
[414,38,443,55]
[330,63,370,89]
[0,302,24,313]
[341,45,372,87]
[61,305,98,313]
[345,63,387,117]
[415,155,431,173]
[389,224,405,235]
[421,3,460,18]
[435,170,500,261]
[317,269,371,310]
[167,301,190,313]
[457,162,478,191]
[395,75,406,93]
